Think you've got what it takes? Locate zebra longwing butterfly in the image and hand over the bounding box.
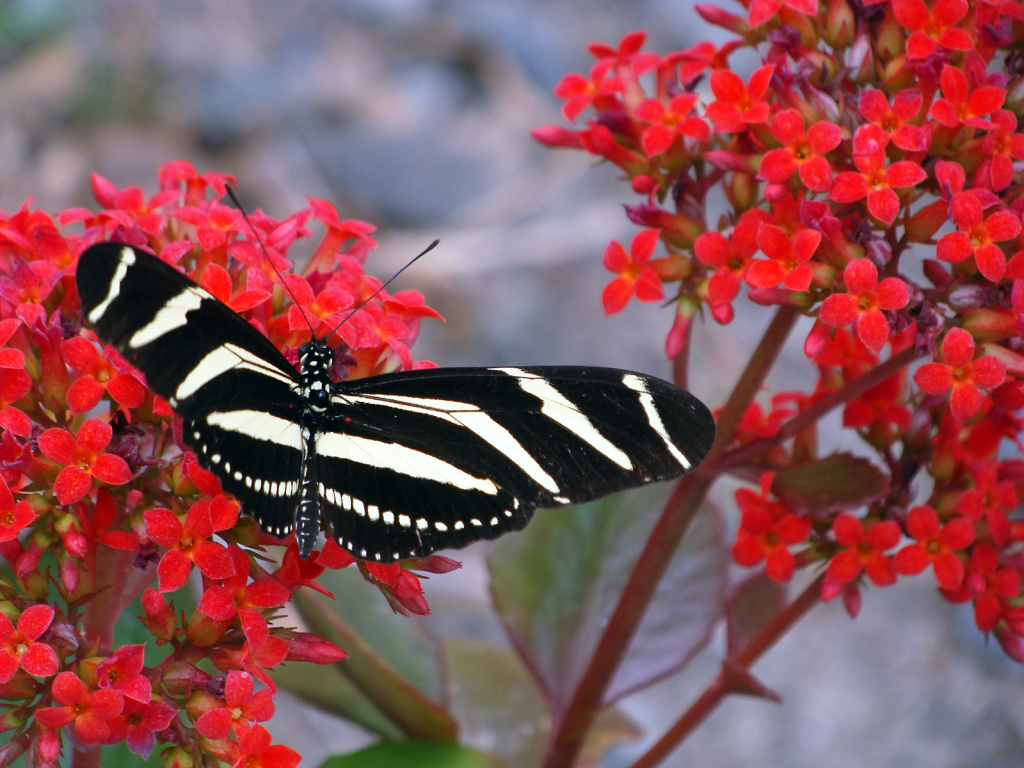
[76,242,715,562]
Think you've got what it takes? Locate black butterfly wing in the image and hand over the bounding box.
[77,243,304,536]
[320,366,715,561]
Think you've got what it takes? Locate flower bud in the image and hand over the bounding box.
[963,308,1018,342]
[0,709,25,732]
[57,549,80,597]
[163,747,195,768]
[624,205,702,249]
[981,342,1024,377]
[283,632,347,664]
[1004,76,1024,117]
[726,172,759,212]
[141,589,177,642]
[695,4,747,34]
[882,55,915,92]
[849,32,875,85]
[905,200,950,242]
[53,512,87,558]
[162,661,211,699]
[530,126,584,149]
[875,3,904,61]
[824,0,855,48]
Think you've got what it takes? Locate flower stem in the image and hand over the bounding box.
[542,305,801,768]
[710,346,920,475]
[626,574,825,768]
[72,746,102,768]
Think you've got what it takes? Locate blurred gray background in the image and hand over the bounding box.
[2,1,1020,766]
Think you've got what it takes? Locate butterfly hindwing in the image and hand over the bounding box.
[319,365,715,560]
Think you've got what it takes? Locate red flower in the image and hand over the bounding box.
[0,604,58,683]
[704,64,774,132]
[197,545,291,647]
[976,110,1024,192]
[194,670,274,739]
[826,514,902,588]
[105,696,177,758]
[0,474,34,543]
[84,488,139,553]
[35,671,124,745]
[818,259,910,351]
[231,724,301,768]
[211,637,289,693]
[601,229,665,315]
[936,194,1021,281]
[758,110,842,193]
[948,543,1021,632]
[747,0,818,27]
[745,223,821,291]
[0,260,64,328]
[635,94,710,156]
[894,506,975,589]
[97,644,151,703]
[61,338,145,414]
[913,328,1006,420]
[955,462,1017,547]
[0,341,32,438]
[892,0,974,59]
[731,472,811,581]
[37,419,133,505]
[553,62,622,122]
[843,371,912,445]
[928,64,1005,130]
[856,89,928,152]
[694,209,771,311]
[144,496,239,592]
[828,152,927,226]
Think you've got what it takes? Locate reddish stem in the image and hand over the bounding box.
[72,746,102,768]
[81,546,156,649]
[542,306,801,768]
[627,574,825,768]
[708,346,921,475]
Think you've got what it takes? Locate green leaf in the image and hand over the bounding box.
[100,741,166,768]
[440,639,641,768]
[771,453,889,515]
[443,639,549,767]
[318,741,502,768]
[271,653,405,740]
[488,483,727,713]
[726,573,787,656]
[284,568,456,741]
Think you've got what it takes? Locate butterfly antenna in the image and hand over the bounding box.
[225,185,317,337]
[322,239,439,343]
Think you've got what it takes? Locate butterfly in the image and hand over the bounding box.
[76,242,715,562]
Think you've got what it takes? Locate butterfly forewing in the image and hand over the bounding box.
[77,243,300,416]
[77,242,716,562]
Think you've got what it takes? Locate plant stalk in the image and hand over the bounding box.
[542,305,801,768]
[627,574,825,768]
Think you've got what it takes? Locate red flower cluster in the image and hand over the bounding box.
[0,160,453,765]
[536,0,1024,665]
